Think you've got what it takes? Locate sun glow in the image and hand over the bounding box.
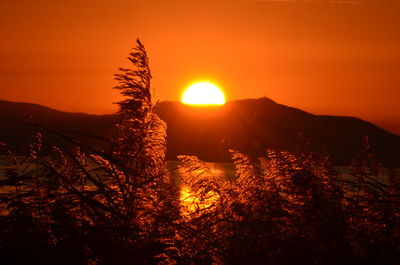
[179,186,219,216]
[181,82,226,105]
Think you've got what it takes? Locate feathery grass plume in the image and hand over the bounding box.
[114,39,166,176]
[0,39,175,265]
[0,142,19,216]
[113,39,172,243]
[166,155,223,263]
[168,147,359,264]
[214,149,352,265]
[345,136,400,264]
[177,155,221,212]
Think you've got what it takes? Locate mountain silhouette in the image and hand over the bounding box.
[155,98,400,164]
[1,98,399,164]
[0,100,118,154]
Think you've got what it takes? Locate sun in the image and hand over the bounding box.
[181,82,226,105]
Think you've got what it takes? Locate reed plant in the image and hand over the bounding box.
[0,40,177,265]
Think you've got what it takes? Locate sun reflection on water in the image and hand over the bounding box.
[179,185,220,216]
[173,162,233,216]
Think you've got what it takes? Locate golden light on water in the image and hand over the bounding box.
[179,186,219,216]
[181,82,226,106]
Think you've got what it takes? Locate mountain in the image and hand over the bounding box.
[1,98,399,164]
[0,100,118,153]
[155,98,400,164]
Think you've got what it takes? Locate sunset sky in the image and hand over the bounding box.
[1,0,400,134]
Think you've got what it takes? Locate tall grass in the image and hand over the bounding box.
[0,40,177,265]
[1,40,399,265]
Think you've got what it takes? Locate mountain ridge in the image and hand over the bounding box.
[155,98,400,164]
[1,98,399,164]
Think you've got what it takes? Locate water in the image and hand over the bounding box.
[168,161,236,181]
[169,161,396,186]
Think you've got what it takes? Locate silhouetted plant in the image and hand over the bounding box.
[172,143,399,265]
[0,40,175,265]
[345,136,400,264]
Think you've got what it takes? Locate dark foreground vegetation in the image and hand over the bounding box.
[1,40,399,265]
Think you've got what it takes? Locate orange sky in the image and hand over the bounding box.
[1,0,400,134]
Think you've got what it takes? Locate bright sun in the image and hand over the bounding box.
[181,82,226,105]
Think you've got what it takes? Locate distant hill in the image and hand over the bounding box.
[1,98,399,165]
[155,98,400,164]
[0,100,118,153]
